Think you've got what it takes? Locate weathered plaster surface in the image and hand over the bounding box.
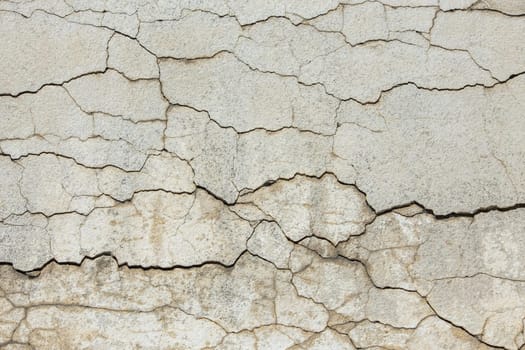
[0,0,524,349]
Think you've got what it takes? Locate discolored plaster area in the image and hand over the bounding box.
[1,1,525,349]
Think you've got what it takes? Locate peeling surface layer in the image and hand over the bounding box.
[0,1,524,349]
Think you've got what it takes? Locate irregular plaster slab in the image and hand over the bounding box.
[164,106,334,203]
[0,136,151,171]
[238,174,374,244]
[233,129,333,193]
[19,154,101,216]
[235,18,345,77]
[0,86,91,140]
[429,274,525,350]
[79,190,252,268]
[342,2,389,45]
[333,74,525,214]
[0,11,111,95]
[0,188,253,270]
[431,10,525,81]
[3,152,194,218]
[159,53,338,133]
[0,83,166,171]
[64,70,168,122]
[299,41,495,102]
[246,221,294,268]
[107,34,159,79]
[0,85,164,153]
[0,214,52,271]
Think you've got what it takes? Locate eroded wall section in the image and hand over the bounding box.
[1,0,525,349]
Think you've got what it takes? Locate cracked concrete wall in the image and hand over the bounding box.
[0,0,524,349]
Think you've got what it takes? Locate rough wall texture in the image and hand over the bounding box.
[0,0,525,349]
